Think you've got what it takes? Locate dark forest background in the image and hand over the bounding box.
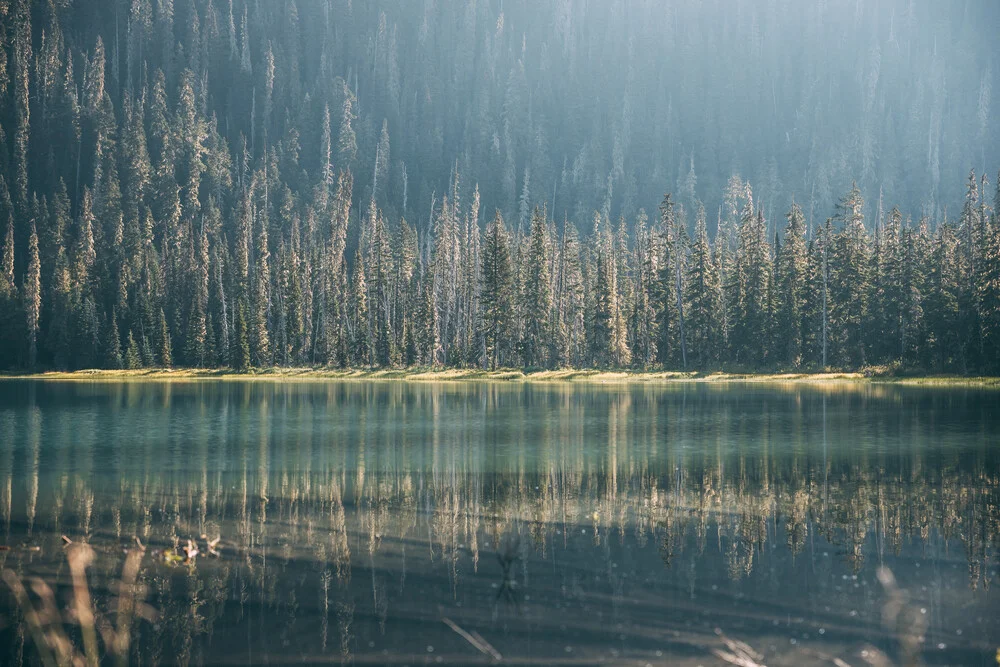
[0,0,998,373]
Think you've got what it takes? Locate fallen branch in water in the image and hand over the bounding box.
[712,628,767,667]
[442,617,502,661]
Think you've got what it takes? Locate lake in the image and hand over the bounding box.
[0,380,997,665]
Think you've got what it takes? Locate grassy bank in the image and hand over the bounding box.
[3,366,999,386]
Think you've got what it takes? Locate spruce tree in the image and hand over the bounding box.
[774,203,808,367]
[630,210,658,369]
[925,224,963,371]
[350,250,373,367]
[654,195,678,366]
[232,299,251,371]
[685,204,722,368]
[480,211,514,369]
[556,222,585,367]
[158,308,173,368]
[104,310,124,369]
[414,269,439,366]
[522,207,553,368]
[980,178,1000,373]
[730,185,771,367]
[829,184,871,368]
[25,222,41,368]
[880,207,905,361]
[125,330,142,369]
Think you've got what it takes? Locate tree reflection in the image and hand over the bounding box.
[0,381,996,664]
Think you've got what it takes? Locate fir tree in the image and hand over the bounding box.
[480,211,514,369]
[232,298,251,371]
[654,195,678,366]
[556,222,585,367]
[773,203,808,366]
[125,330,142,369]
[104,310,124,369]
[158,308,173,368]
[522,207,553,368]
[25,222,41,367]
[350,250,372,367]
[630,210,658,369]
[685,204,722,368]
[925,224,963,370]
[829,184,870,368]
[337,82,358,166]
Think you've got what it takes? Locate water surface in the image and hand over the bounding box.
[0,380,997,665]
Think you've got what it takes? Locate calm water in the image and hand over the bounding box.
[0,380,997,666]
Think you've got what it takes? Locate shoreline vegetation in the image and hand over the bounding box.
[3,367,998,386]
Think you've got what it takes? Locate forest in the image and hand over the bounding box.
[0,0,998,374]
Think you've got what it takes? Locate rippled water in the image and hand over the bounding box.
[0,380,997,665]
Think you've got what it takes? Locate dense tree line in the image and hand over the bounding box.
[0,1,998,374]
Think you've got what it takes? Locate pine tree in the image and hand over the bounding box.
[73,189,97,296]
[370,207,394,367]
[185,223,210,366]
[670,206,689,369]
[232,298,251,371]
[47,243,73,369]
[829,184,870,368]
[979,177,1000,373]
[337,82,358,166]
[655,195,678,366]
[158,308,173,367]
[0,212,21,368]
[773,203,808,367]
[925,224,963,371]
[12,0,32,213]
[556,222,585,367]
[414,268,439,366]
[880,207,905,361]
[898,218,928,365]
[350,250,373,367]
[251,188,271,367]
[685,203,722,368]
[480,211,514,369]
[522,207,553,368]
[591,220,630,368]
[125,330,142,369]
[25,222,41,368]
[630,210,658,369]
[729,185,772,367]
[104,310,124,369]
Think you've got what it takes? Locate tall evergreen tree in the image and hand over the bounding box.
[685,204,722,368]
[556,222,585,367]
[730,185,772,367]
[522,207,553,368]
[479,211,514,369]
[773,203,808,366]
[630,210,658,369]
[654,195,678,366]
[25,222,41,367]
[829,184,871,368]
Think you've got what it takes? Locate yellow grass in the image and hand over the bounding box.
[2,366,998,386]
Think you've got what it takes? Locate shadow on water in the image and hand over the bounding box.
[0,380,997,665]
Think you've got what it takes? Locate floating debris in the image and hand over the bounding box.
[201,534,222,557]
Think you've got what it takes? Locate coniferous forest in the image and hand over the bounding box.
[0,0,998,375]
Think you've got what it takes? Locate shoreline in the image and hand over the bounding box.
[2,367,998,386]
